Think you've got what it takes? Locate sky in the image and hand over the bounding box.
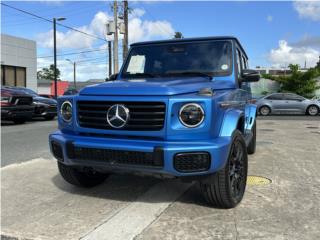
[1,0,320,82]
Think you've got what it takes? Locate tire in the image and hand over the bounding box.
[57,162,109,188]
[247,121,256,154]
[200,130,248,208]
[13,118,26,124]
[259,106,271,116]
[44,115,55,120]
[306,105,319,116]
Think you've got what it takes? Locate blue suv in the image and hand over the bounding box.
[49,36,260,208]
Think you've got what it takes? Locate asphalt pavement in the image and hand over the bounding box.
[1,119,57,167]
[1,116,320,240]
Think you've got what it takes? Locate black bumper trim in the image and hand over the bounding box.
[65,141,164,168]
[174,152,211,173]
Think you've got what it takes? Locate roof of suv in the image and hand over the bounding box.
[130,36,247,58]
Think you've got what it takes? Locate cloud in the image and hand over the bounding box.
[268,40,319,68]
[37,11,113,49]
[37,57,108,82]
[37,8,174,49]
[294,1,320,21]
[130,8,146,18]
[37,8,175,81]
[129,19,174,43]
[291,35,320,49]
[267,15,273,22]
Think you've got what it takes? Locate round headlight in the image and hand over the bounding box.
[60,101,72,122]
[179,103,204,128]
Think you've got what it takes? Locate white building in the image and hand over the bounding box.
[1,34,37,91]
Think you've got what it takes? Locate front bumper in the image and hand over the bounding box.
[49,131,231,177]
[34,104,57,117]
[1,105,34,120]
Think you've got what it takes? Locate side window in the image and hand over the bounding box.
[266,94,283,100]
[242,56,247,69]
[236,49,242,78]
[284,94,304,101]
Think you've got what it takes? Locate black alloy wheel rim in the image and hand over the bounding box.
[229,139,246,200]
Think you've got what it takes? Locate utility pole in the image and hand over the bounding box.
[108,41,112,77]
[53,17,66,99]
[113,1,119,73]
[123,0,128,61]
[73,62,76,88]
[53,18,57,99]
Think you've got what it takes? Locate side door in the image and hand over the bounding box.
[264,93,284,112]
[282,93,305,113]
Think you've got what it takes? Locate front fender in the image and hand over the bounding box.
[219,109,244,137]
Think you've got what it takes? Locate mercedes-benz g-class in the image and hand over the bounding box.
[49,36,260,208]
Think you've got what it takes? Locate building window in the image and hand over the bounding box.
[1,65,26,87]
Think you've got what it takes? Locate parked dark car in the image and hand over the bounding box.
[39,94,54,99]
[10,87,57,120]
[1,87,34,124]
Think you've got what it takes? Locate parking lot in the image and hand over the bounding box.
[1,116,320,240]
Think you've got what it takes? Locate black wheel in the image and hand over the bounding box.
[259,106,271,116]
[306,105,319,116]
[13,118,26,124]
[200,130,248,208]
[44,115,55,120]
[57,162,109,188]
[247,121,256,154]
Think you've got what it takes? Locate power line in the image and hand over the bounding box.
[38,48,107,58]
[77,56,107,63]
[1,2,107,42]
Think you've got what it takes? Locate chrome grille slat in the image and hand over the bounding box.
[77,101,166,131]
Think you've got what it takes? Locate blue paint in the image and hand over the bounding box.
[49,37,258,177]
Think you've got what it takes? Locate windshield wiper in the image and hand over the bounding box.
[165,71,213,80]
[125,73,157,78]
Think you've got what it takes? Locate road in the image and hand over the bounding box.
[258,115,320,121]
[1,119,57,167]
[1,116,320,240]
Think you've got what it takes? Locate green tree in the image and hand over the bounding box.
[262,64,320,98]
[316,56,320,70]
[37,64,60,81]
[173,32,184,39]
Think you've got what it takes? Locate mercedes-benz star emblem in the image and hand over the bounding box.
[107,104,130,129]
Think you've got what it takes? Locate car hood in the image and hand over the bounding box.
[79,77,236,96]
[33,96,57,105]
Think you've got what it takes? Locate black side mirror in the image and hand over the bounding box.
[241,69,260,82]
[106,73,118,81]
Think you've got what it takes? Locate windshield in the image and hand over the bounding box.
[122,40,232,79]
[21,88,38,97]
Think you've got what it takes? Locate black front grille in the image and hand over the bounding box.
[11,96,33,106]
[77,101,165,131]
[66,143,164,168]
[174,152,211,173]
